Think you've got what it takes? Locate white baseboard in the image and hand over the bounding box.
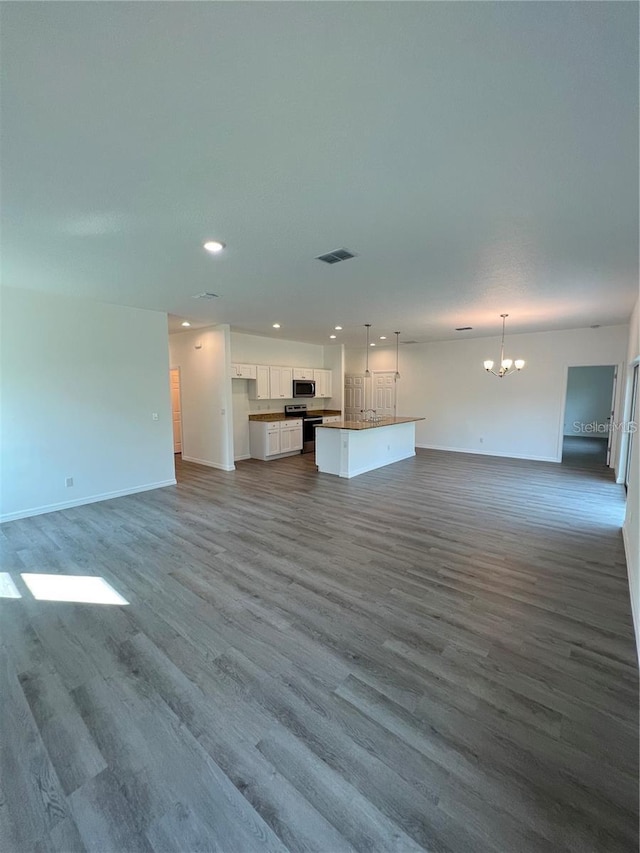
[182,456,236,472]
[622,524,640,665]
[415,444,558,463]
[0,479,177,524]
[234,454,251,462]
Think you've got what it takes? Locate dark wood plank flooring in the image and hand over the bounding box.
[1,449,638,852]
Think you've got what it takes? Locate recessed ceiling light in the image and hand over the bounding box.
[329,334,337,339]
[181,321,191,327]
[273,323,281,329]
[334,326,343,330]
[379,336,387,340]
[203,240,225,254]
[370,343,376,347]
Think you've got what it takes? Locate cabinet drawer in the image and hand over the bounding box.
[282,419,302,428]
[264,421,282,430]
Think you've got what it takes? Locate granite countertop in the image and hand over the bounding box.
[248,409,341,422]
[316,416,425,431]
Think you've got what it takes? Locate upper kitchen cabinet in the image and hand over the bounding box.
[292,367,314,380]
[269,366,293,400]
[230,363,257,379]
[314,368,332,398]
[248,364,271,400]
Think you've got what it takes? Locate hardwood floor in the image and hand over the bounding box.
[1,449,638,853]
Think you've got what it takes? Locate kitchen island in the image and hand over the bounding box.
[315,417,424,478]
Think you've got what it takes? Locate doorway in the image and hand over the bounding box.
[562,365,617,467]
[170,368,182,454]
[624,362,638,489]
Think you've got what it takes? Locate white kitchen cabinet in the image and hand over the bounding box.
[314,368,332,398]
[269,366,293,400]
[248,365,271,400]
[249,419,302,460]
[292,368,314,380]
[280,420,304,453]
[322,415,341,424]
[230,363,257,379]
[266,427,281,456]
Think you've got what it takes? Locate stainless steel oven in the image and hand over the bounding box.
[285,404,322,453]
[302,414,323,453]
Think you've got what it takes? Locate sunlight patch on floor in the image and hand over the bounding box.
[20,574,129,605]
[0,573,22,599]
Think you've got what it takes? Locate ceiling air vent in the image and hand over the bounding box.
[192,292,220,299]
[316,248,357,264]
[401,340,419,345]
[456,326,473,331]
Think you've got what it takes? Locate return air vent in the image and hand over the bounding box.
[401,340,419,345]
[456,326,473,331]
[192,292,220,299]
[316,248,357,264]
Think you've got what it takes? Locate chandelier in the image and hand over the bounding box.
[483,314,525,378]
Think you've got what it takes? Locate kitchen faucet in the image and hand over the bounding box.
[362,408,377,422]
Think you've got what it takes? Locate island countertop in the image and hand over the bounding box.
[316,416,424,431]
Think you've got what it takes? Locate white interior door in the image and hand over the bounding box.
[170,368,182,453]
[372,372,396,417]
[345,375,366,420]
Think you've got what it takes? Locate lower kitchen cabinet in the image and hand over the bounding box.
[249,419,302,460]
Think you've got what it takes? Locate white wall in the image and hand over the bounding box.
[345,325,628,463]
[169,325,234,471]
[621,297,639,657]
[229,332,343,461]
[563,365,616,436]
[231,332,324,371]
[0,287,176,522]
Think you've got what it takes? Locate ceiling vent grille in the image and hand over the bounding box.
[456,326,473,331]
[316,248,356,265]
[401,340,419,345]
[192,292,220,299]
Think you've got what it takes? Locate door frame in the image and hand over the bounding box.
[556,362,622,467]
[169,366,183,455]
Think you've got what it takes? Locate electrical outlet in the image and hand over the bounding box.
[479,437,484,444]
[65,477,73,488]
[152,412,159,421]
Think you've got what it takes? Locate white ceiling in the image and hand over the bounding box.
[2,2,638,348]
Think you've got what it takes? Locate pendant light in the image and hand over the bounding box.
[394,331,401,380]
[483,314,525,378]
[364,324,371,376]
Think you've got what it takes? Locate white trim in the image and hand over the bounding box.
[182,455,236,472]
[234,454,252,462]
[0,479,177,524]
[622,523,640,664]
[415,444,557,463]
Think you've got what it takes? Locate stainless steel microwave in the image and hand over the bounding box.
[293,379,316,398]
